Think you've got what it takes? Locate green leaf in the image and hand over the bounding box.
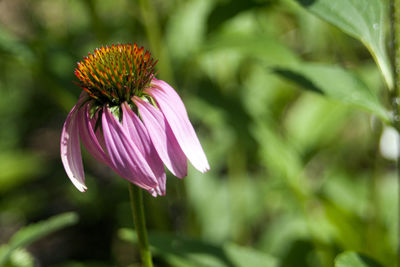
[284,93,351,152]
[224,243,278,267]
[203,31,299,66]
[119,229,279,267]
[166,0,214,60]
[294,0,393,89]
[119,229,232,267]
[0,212,79,266]
[335,251,383,267]
[5,249,34,267]
[273,63,389,122]
[0,151,44,193]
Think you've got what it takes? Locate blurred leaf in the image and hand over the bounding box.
[284,93,350,152]
[207,0,268,33]
[119,229,233,267]
[204,32,299,66]
[258,215,309,256]
[3,249,34,267]
[0,27,34,63]
[322,170,369,218]
[242,65,291,118]
[119,229,279,267]
[0,212,79,266]
[273,63,388,122]
[167,0,214,61]
[335,251,383,267]
[0,151,44,193]
[323,199,365,250]
[185,171,232,243]
[224,243,278,267]
[251,119,304,190]
[185,97,236,172]
[376,174,398,253]
[293,0,393,89]
[356,63,385,95]
[198,13,299,85]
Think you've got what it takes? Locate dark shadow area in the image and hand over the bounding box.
[207,0,273,34]
[295,0,317,7]
[281,239,315,267]
[273,68,324,94]
[356,253,384,267]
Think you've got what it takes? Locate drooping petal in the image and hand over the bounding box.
[156,173,166,195]
[147,78,210,172]
[79,104,160,193]
[101,106,159,190]
[134,96,187,178]
[90,111,108,155]
[78,103,110,165]
[60,103,87,192]
[122,103,166,195]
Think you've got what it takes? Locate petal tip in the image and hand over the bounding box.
[148,185,166,197]
[201,166,210,173]
[70,177,88,192]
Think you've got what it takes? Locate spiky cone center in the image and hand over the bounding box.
[74,43,157,108]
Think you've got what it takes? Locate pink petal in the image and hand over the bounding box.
[78,103,110,165]
[122,103,166,195]
[101,106,159,190]
[147,78,210,172]
[90,111,108,155]
[134,97,187,178]
[60,102,87,192]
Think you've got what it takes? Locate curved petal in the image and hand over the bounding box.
[60,103,87,192]
[134,96,187,178]
[122,103,166,195]
[78,103,110,165]
[147,78,210,172]
[156,174,166,195]
[101,107,159,190]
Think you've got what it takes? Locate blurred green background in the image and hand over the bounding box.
[0,0,396,266]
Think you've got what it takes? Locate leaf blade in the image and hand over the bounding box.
[294,0,393,89]
[0,212,79,265]
[335,251,384,267]
[273,63,389,122]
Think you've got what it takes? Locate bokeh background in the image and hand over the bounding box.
[0,0,397,266]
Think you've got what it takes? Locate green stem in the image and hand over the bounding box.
[390,0,400,266]
[128,183,153,267]
[138,0,174,84]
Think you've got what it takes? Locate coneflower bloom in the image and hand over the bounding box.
[61,43,209,196]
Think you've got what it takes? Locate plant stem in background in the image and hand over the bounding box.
[128,183,154,267]
[138,0,174,84]
[390,0,400,266]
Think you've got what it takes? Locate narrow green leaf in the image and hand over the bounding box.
[335,251,383,267]
[0,212,79,265]
[294,0,393,89]
[273,63,389,122]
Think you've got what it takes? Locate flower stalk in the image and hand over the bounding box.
[128,183,153,267]
[61,42,209,266]
[390,0,400,266]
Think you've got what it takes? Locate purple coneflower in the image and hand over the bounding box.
[61,43,209,196]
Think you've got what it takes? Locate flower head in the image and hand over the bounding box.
[61,43,209,196]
